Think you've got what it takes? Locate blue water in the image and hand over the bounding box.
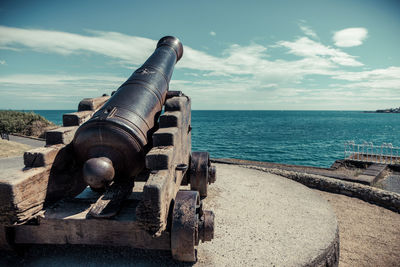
[32,110,400,168]
[33,110,74,125]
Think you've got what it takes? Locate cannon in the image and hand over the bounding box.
[0,36,216,262]
[73,36,183,191]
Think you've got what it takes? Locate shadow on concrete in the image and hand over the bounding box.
[0,244,195,266]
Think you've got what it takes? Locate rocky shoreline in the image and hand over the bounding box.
[364,107,400,113]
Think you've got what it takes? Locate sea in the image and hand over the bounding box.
[31,110,400,168]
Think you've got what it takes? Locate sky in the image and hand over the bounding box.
[0,0,399,110]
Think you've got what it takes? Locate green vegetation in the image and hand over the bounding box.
[0,110,56,137]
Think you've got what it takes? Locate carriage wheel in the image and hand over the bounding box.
[190,152,216,197]
[171,191,214,262]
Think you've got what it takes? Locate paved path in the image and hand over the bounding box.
[316,189,400,267]
[0,135,44,172]
[382,173,400,194]
[8,135,45,148]
[0,163,338,266]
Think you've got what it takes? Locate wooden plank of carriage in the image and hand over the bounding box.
[23,145,63,168]
[63,95,110,127]
[62,111,93,127]
[0,144,86,226]
[136,95,191,235]
[45,126,78,146]
[88,179,135,218]
[13,196,171,250]
[78,95,110,112]
[0,166,51,225]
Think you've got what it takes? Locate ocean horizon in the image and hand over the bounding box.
[25,110,400,168]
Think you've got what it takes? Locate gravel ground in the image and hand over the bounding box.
[315,190,400,267]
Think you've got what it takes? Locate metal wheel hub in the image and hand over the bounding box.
[171,191,215,262]
[190,152,216,197]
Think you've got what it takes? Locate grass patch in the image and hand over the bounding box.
[0,110,56,138]
[0,139,32,158]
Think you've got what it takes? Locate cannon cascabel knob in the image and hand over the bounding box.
[83,157,115,189]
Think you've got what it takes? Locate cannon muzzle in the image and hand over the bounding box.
[73,36,183,190]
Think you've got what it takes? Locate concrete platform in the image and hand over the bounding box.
[0,163,339,266]
[196,163,339,266]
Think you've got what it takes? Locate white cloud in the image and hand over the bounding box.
[0,74,124,86]
[0,25,399,110]
[0,73,125,108]
[278,37,363,66]
[299,24,318,39]
[332,67,400,90]
[210,31,216,36]
[0,25,363,80]
[0,60,5,65]
[0,26,155,65]
[333,27,368,47]
[333,66,400,81]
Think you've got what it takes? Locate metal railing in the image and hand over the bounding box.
[344,141,400,164]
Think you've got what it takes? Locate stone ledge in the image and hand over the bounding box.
[243,165,400,213]
[311,229,340,267]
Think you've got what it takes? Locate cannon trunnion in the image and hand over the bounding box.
[0,37,216,262]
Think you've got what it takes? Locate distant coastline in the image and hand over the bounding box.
[363,107,400,113]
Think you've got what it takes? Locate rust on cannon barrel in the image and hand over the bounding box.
[72,36,183,190]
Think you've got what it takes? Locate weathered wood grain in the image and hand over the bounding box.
[152,127,178,147]
[159,111,182,128]
[45,126,77,145]
[137,95,191,235]
[145,146,175,170]
[0,145,86,225]
[24,145,63,167]
[0,166,51,224]
[78,96,109,111]
[165,95,192,166]
[164,95,189,112]
[89,179,135,218]
[14,198,170,250]
[62,110,94,126]
[136,169,180,234]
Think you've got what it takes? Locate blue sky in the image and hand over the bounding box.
[0,0,399,110]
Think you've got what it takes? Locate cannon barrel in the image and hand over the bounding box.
[72,36,183,190]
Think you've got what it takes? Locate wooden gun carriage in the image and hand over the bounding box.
[0,36,216,262]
